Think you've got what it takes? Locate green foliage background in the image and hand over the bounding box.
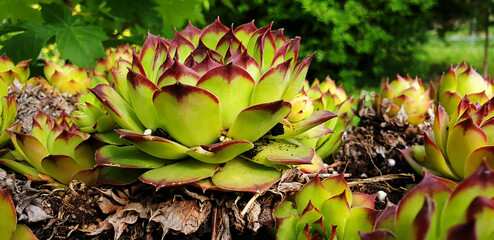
[0,0,484,91]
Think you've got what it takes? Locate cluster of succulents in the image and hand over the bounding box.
[0,111,98,186]
[299,77,354,161]
[435,61,493,115]
[362,162,494,240]
[378,74,433,125]
[402,96,494,180]
[3,17,494,239]
[274,173,380,239]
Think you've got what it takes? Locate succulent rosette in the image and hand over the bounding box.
[44,60,91,95]
[90,19,336,192]
[298,77,354,161]
[401,96,494,181]
[274,174,380,239]
[93,44,134,82]
[361,162,494,240]
[72,93,116,134]
[0,55,30,84]
[436,61,493,115]
[379,74,433,125]
[0,111,99,185]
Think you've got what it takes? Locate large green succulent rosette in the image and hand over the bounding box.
[90,19,337,192]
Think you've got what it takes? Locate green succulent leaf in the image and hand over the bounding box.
[251,59,292,105]
[95,145,167,168]
[196,63,255,129]
[282,54,315,101]
[116,129,188,160]
[153,82,221,147]
[89,84,145,133]
[227,100,291,142]
[186,140,254,164]
[0,189,16,240]
[320,191,351,240]
[296,201,323,233]
[275,216,298,240]
[41,155,80,185]
[126,69,161,130]
[322,173,352,205]
[11,224,38,240]
[0,158,44,181]
[271,110,338,139]
[440,162,494,233]
[424,132,459,180]
[99,167,146,185]
[211,157,281,193]
[464,146,494,178]
[344,207,381,240]
[140,159,218,190]
[446,117,487,179]
[396,171,455,240]
[295,176,332,215]
[7,130,49,173]
[247,140,314,166]
[375,204,397,233]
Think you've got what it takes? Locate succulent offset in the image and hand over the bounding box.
[435,61,493,115]
[401,96,494,180]
[361,162,494,240]
[89,19,336,192]
[0,111,99,185]
[44,60,92,95]
[274,174,380,239]
[378,74,433,125]
[0,55,30,84]
[299,77,354,161]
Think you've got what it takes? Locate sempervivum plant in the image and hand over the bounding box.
[90,19,336,192]
[274,174,380,239]
[0,111,99,185]
[0,55,30,84]
[378,74,433,125]
[299,77,354,161]
[361,162,494,240]
[436,61,493,115]
[93,44,134,82]
[401,96,494,181]
[43,60,92,95]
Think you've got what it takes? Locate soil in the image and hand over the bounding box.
[333,95,430,208]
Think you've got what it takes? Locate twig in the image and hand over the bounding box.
[347,173,415,187]
[240,193,260,217]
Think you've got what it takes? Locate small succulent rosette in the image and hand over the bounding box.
[0,55,30,84]
[378,74,433,125]
[90,19,337,192]
[0,111,99,186]
[93,44,134,82]
[361,162,494,240]
[274,174,380,239]
[298,77,354,161]
[401,96,494,181]
[436,61,493,115]
[0,189,38,240]
[44,60,91,95]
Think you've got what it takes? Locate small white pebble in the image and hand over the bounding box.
[219,135,226,141]
[360,173,367,178]
[387,158,396,167]
[144,129,152,135]
[377,191,387,201]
